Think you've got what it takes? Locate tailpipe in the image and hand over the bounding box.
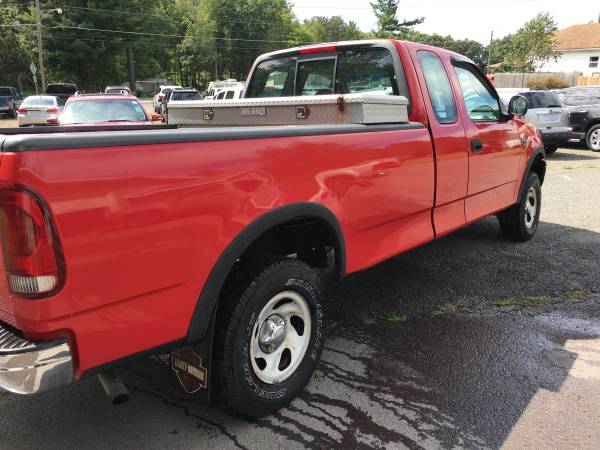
[98,371,130,406]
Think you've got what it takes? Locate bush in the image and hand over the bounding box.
[525,75,570,90]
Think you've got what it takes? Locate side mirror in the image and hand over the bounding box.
[508,95,528,116]
[151,113,162,122]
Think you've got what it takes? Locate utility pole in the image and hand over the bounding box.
[126,47,136,93]
[487,30,494,74]
[35,0,46,89]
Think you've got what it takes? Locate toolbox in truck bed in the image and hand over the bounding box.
[167,93,409,127]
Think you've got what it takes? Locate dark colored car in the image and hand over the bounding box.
[45,83,80,102]
[555,87,600,152]
[0,86,24,118]
[161,88,202,123]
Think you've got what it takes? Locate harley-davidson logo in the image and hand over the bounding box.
[171,347,208,393]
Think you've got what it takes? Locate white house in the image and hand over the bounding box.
[540,23,600,76]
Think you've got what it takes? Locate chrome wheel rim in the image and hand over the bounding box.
[250,291,312,384]
[524,187,538,229]
[590,129,600,151]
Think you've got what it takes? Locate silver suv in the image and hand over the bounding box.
[498,89,571,154]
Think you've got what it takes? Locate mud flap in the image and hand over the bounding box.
[170,326,213,405]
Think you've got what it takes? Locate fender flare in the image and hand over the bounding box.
[185,202,346,344]
[518,146,546,201]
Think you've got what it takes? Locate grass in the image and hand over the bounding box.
[362,318,377,326]
[566,289,593,300]
[521,295,553,306]
[563,165,574,170]
[387,313,408,323]
[432,303,459,316]
[495,297,519,306]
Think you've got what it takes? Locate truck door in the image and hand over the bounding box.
[413,49,469,237]
[449,60,522,222]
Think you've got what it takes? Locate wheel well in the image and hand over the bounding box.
[530,152,546,185]
[240,217,341,271]
[586,119,600,134]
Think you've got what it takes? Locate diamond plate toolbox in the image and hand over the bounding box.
[167,93,409,127]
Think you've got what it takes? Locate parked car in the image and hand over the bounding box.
[161,88,202,123]
[16,95,65,126]
[205,80,244,99]
[0,86,24,118]
[104,86,132,95]
[213,86,244,100]
[554,87,600,151]
[59,94,161,126]
[0,40,545,419]
[45,83,80,102]
[518,91,571,154]
[153,84,182,112]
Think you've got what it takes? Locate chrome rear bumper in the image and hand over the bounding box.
[0,322,73,394]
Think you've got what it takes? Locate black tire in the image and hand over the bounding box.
[497,172,541,241]
[8,104,17,119]
[544,145,558,155]
[586,124,600,152]
[214,258,324,418]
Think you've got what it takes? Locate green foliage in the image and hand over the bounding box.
[504,13,559,72]
[525,75,570,90]
[406,31,486,68]
[0,2,37,92]
[296,16,363,43]
[370,0,424,37]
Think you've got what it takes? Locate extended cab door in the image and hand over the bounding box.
[449,60,522,222]
[411,48,469,237]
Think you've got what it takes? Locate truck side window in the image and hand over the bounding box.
[454,65,500,121]
[246,56,297,97]
[417,51,457,124]
[225,90,235,99]
[296,58,336,96]
[336,48,399,96]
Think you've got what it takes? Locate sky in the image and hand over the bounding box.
[292,0,599,44]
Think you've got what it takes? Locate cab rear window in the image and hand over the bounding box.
[246,46,407,101]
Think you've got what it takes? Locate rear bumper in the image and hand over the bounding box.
[539,127,572,146]
[17,113,58,126]
[0,322,73,394]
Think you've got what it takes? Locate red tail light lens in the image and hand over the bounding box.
[47,107,58,113]
[0,187,64,298]
[17,108,27,114]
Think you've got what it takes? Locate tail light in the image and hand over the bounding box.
[17,108,27,114]
[0,186,65,298]
[47,107,58,113]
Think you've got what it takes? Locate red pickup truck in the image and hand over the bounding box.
[0,40,545,417]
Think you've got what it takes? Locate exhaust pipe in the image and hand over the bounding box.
[98,371,130,405]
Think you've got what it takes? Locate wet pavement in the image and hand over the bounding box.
[1,146,599,449]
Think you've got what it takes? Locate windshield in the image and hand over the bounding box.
[46,84,77,94]
[171,91,201,101]
[523,92,563,108]
[61,99,148,124]
[22,96,55,107]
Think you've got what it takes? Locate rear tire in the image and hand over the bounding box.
[497,172,541,242]
[586,124,600,152]
[544,145,558,155]
[8,105,17,119]
[214,258,324,418]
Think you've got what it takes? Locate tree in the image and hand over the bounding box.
[370,0,423,37]
[0,2,37,92]
[296,16,363,44]
[406,31,486,68]
[505,12,559,72]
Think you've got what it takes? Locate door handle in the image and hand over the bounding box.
[471,139,484,153]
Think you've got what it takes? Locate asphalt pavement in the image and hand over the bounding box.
[1,145,599,449]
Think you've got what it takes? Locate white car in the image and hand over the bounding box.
[17,95,64,127]
[152,85,182,112]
